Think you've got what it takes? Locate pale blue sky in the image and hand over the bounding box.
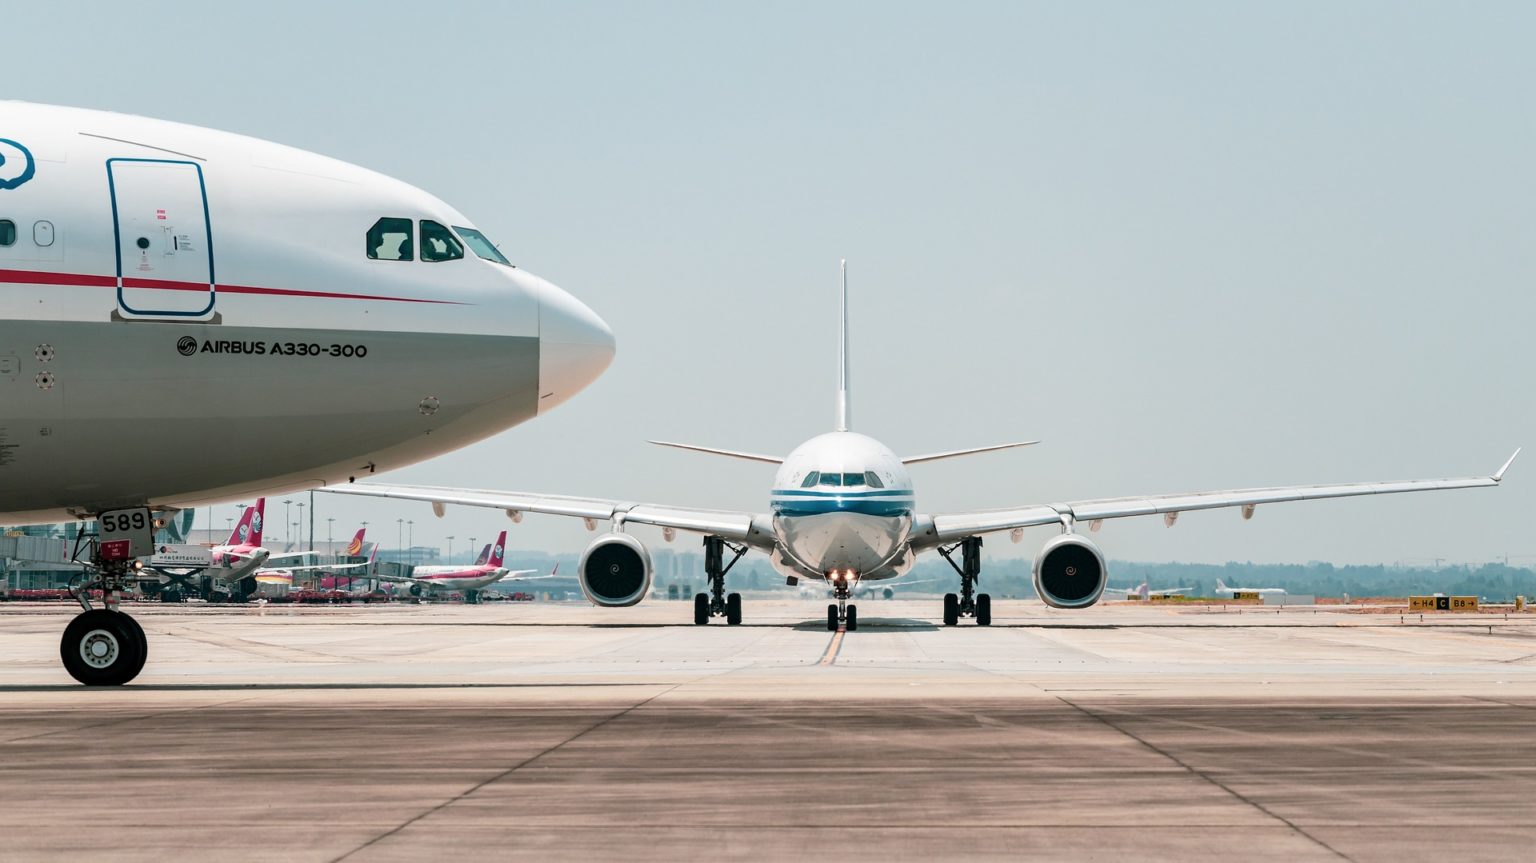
[9,2,1533,563]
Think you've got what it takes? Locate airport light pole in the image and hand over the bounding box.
[397,518,403,564]
[283,499,293,547]
[407,520,414,566]
[296,502,306,553]
[326,518,334,561]
[469,536,476,565]
[447,536,454,564]
[360,521,369,592]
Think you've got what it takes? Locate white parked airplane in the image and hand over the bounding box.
[1212,579,1287,598]
[0,102,613,684]
[1103,581,1193,601]
[329,264,1516,632]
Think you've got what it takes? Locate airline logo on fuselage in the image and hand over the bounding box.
[0,139,36,191]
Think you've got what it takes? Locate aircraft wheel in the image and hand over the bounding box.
[694,593,709,625]
[60,610,145,686]
[846,604,858,632]
[943,593,960,627]
[976,593,992,626]
[119,613,149,679]
[725,592,742,626]
[826,604,838,632]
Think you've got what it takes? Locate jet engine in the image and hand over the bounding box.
[1032,534,1108,609]
[578,533,652,607]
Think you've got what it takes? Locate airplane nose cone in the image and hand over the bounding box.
[538,279,615,414]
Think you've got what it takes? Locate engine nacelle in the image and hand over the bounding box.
[1032,533,1108,609]
[578,533,652,607]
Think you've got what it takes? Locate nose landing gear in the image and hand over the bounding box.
[825,575,859,631]
[693,535,747,625]
[938,536,992,626]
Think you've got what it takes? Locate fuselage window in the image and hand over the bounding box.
[864,471,884,488]
[0,220,14,247]
[800,471,820,488]
[366,217,413,261]
[453,225,513,266]
[420,220,464,262]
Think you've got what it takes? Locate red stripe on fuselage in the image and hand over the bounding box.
[0,268,464,305]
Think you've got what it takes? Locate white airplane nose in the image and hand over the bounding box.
[537,279,615,414]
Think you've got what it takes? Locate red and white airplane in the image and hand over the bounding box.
[371,531,546,602]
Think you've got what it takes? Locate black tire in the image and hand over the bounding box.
[826,604,838,632]
[726,592,742,626]
[846,605,858,632]
[694,593,710,625]
[943,593,960,627]
[160,589,182,604]
[119,613,149,679]
[60,610,144,686]
[976,593,992,626]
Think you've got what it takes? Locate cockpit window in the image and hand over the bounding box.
[815,472,870,488]
[800,471,820,488]
[454,226,512,266]
[865,471,884,488]
[367,217,413,261]
[420,220,464,263]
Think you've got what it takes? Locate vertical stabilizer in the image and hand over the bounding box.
[488,531,507,568]
[228,499,265,547]
[346,528,366,557]
[473,544,491,566]
[837,259,850,432]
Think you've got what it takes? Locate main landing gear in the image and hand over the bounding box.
[693,535,746,626]
[937,536,991,627]
[826,574,858,632]
[61,555,148,686]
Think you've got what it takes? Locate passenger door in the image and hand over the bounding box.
[108,159,215,319]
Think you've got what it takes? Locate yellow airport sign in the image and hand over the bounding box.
[1408,595,1479,612]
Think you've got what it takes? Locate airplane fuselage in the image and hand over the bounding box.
[768,431,917,583]
[408,566,507,593]
[0,102,613,525]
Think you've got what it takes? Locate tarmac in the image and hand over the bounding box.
[3,597,1536,862]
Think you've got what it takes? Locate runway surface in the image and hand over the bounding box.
[3,598,1536,861]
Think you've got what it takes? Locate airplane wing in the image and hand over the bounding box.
[926,450,1519,543]
[264,551,317,562]
[322,484,766,546]
[262,561,371,573]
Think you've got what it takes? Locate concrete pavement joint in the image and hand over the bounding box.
[328,685,682,863]
[1052,695,1355,862]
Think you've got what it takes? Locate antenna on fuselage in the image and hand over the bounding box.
[837,259,850,433]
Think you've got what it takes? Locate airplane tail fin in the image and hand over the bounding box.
[1215,578,1229,592]
[228,499,265,546]
[473,544,491,566]
[836,259,850,433]
[345,528,366,557]
[488,531,507,568]
[1137,582,1149,600]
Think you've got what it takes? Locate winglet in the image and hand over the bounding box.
[1494,447,1522,482]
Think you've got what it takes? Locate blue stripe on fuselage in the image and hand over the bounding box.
[771,489,914,517]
